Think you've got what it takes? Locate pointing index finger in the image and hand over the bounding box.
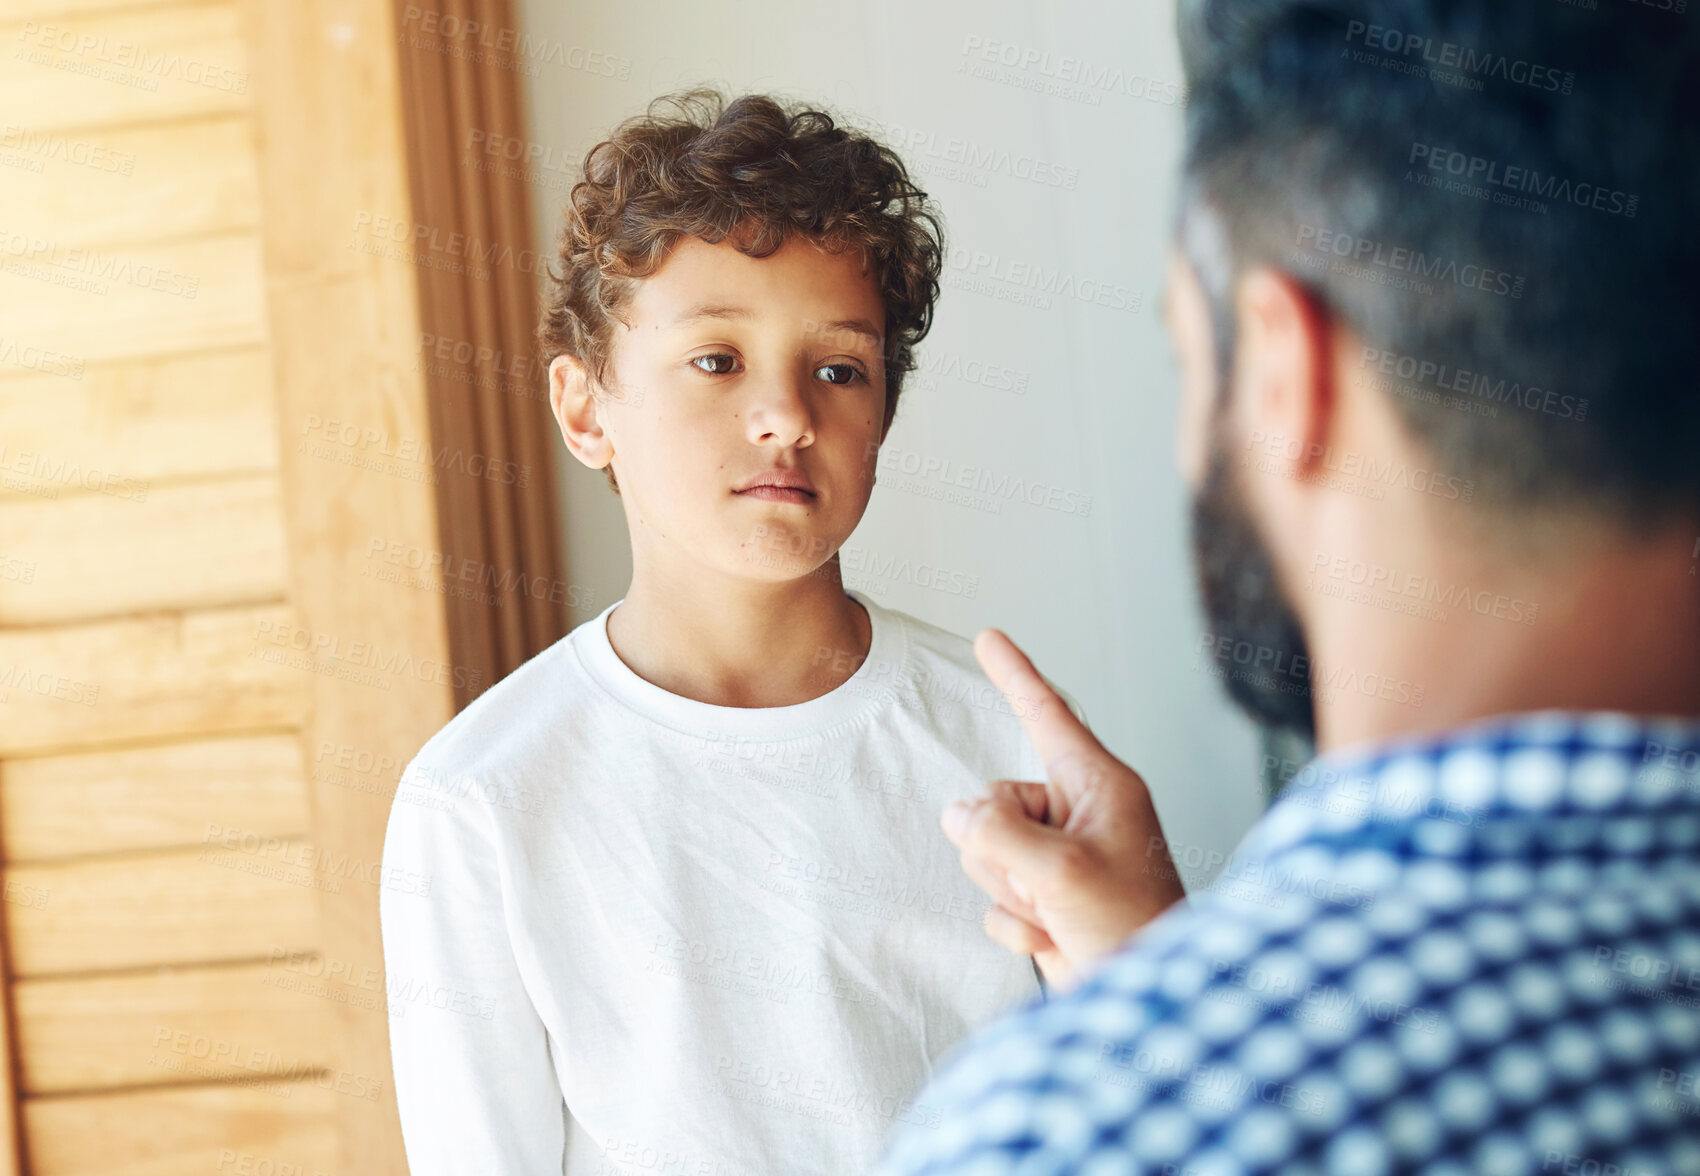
[973,627,1106,779]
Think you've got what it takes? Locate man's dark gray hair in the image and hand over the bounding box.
[1175,0,1700,526]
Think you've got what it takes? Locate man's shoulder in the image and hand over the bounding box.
[886,841,1700,1173]
[879,891,1443,1171]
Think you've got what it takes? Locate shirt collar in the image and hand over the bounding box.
[1229,709,1700,868]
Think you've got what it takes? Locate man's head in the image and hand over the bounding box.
[537,90,943,583]
[1165,1,1700,740]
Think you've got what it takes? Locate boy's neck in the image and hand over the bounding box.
[606,558,873,709]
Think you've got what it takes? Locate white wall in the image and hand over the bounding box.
[514,0,1267,883]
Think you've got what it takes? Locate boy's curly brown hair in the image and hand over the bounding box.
[536,89,945,492]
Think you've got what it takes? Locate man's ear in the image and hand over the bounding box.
[1164,251,1218,492]
[1231,267,1335,478]
[549,354,614,472]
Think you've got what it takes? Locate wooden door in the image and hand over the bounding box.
[0,1,564,1171]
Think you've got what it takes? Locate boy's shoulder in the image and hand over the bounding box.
[401,620,598,786]
[866,594,1088,729]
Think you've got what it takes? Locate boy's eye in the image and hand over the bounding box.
[814,363,863,385]
[692,353,739,375]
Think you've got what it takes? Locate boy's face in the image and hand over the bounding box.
[584,234,889,584]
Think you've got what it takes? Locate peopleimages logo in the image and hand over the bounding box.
[13,21,250,93]
[1359,346,1589,422]
[1342,20,1576,94]
[0,124,136,174]
[1197,633,1427,709]
[0,229,200,298]
[869,443,1095,517]
[298,414,529,488]
[0,444,147,500]
[1309,552,1540,625]
[1243,430,1475,503]
[396,6,632,79]
[1293,224,1525,299]
[957,35,1189,107]
[0,336,83,379]
[349,211,549,279]
[840,545,980,599]
[944,245,1143,314]
[871,120,1081,191]
[1408,143,1638,218]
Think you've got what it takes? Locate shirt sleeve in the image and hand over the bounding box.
[380,762,566,1175]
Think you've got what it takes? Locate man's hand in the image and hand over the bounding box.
[945,628,1186,992]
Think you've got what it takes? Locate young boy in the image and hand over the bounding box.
[380,90,1079,1175]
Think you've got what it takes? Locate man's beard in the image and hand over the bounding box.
[1189,421,1318,742]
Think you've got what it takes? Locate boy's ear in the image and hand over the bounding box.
[549,354,615,472]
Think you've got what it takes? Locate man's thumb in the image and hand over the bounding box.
[955,794,1085,899]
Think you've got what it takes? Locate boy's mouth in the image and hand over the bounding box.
[734,468,817,504]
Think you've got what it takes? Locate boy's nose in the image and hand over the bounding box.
[745,374,815,447]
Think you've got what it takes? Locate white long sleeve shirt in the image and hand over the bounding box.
[379,589,1070,1175]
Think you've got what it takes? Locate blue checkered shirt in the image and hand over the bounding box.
[877,711,1700,1175]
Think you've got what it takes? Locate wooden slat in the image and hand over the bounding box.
[14,961,334,1095]
[0,733,307,862]
[0,232,264,369]
[23,1081,339,1176]
[1,3,250,134]
[0,604,308,758]
[3,0,228,26]
[4,841,321,977]
[0,346,277,483]
[0,475,289,626]
[2,114,259,249]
